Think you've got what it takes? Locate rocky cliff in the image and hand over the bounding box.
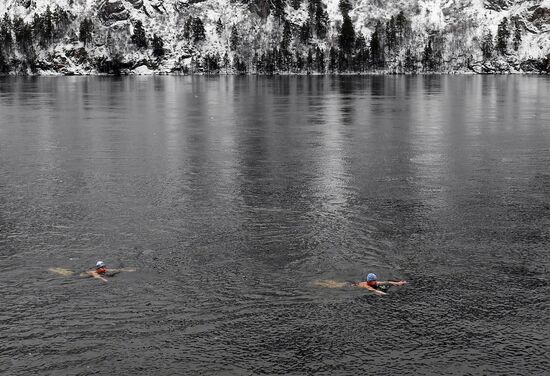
[0,0,549,74]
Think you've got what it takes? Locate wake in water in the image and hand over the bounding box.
[48,262,136,283]
[314,280,353,288]
[48,267,75,277]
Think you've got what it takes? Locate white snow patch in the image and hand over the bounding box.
[132,65,155,74]
[416,0,446,30]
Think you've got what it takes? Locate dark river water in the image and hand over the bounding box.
[1,76,549,375]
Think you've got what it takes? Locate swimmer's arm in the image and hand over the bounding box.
[357,283,387,295]
[380,280,407,286]
[108,268,136,273]
[105,268,136,276]
[368,285,386,296]
[88,271,108,283]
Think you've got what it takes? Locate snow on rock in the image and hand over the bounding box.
[0,0,548,74]
[132,64,155,74]
[416,0,446,30]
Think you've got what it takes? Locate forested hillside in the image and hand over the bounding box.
[0,0,549,74]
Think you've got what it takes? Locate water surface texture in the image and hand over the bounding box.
[1,76,549,375]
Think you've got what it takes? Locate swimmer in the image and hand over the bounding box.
[83,261,136,283]
[354,273,407,296]
[315,273,407,296]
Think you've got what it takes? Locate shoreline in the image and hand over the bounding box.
[1,70,549,77]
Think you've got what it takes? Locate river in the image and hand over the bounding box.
[1,75,549,375]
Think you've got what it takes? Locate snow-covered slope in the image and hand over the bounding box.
[0,0,549,74]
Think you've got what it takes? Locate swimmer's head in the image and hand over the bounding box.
[366,273,377,282]
[96,261,106,269]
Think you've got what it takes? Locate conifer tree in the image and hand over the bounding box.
[329,46,338,72]
[338,0,352,15]
[434,47,443,71]
[222,52,230,71]
[338,0,355,69]
[315,46,325,73]
[306,48,313,72]
[295,50,303,71]
[481,30,494,60]
[14,17,33,56]
[512,18,521,51]
[272,0,285,19]
[183,18,192,40]
[152,34,164,57]
[422,40,434,71]
[1,15,13,54]
[280,48,291,72]
[0,46,8,73]
[280,21,292,51]
[314,5,329,39]
[43,6,54,45]
[131,20,148,48]
[259,52,267,74]
[214,53,221,72]
[395,11,409,42]
[192,18,206,43]
[53,7,71,38]
[385,16,397,52]
[233,56,241,72]
[252,52,260,73]
[216,18,223,36]
[32,14,42,43]
[256,0,271,19]
[370,24,383,69]
[275,48,284,71]
[33,6,54,48]
[13,18,36,71]
[307,0,316,19]
[230,27,239,51]
[300,21,311,44]
[203,54,219,73]
[254,52,261,72]
[79,18,93,47]
[404,47,416,72]
[354,34,368,72]
[263,49,275,74]
[337,49,348,71]
[339,15,355,54]
[271,48,279,73]
[496,17,509,55]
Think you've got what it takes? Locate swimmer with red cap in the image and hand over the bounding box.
[85,261,135,283]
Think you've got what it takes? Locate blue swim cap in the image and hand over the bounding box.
[367,273,377,282]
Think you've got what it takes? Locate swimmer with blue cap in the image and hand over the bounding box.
[354,273,407,296]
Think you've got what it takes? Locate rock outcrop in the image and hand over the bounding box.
[530,3,550,29]
[128,0,144,9]
[98,0,130,23]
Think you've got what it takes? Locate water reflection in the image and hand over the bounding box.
[1,75,550,375]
